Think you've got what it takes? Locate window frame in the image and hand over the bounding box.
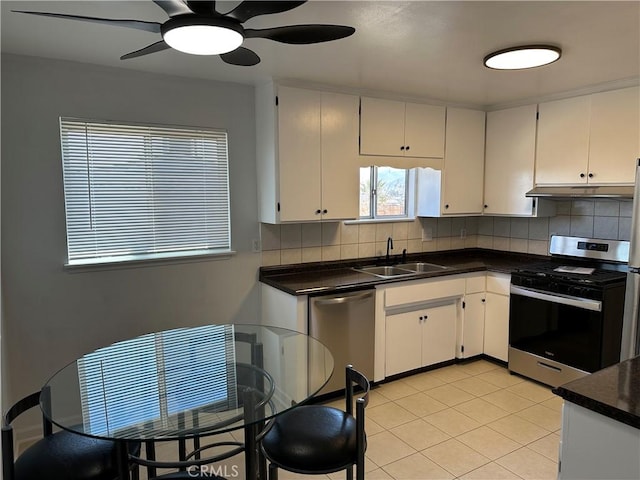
[359,166,415,221]
[59,117,234,269]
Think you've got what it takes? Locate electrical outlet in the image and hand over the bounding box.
[252,239,261,252]
[422,227,433,241]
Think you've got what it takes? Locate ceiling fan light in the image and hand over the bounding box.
[484,45,561,70]
[164,25,243,55]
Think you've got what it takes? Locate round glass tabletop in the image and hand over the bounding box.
[41,324,334,441]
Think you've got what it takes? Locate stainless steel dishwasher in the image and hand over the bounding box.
[309,289,375,395]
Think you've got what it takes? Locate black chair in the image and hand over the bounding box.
[2,390,140,480]
[261,365,370,480]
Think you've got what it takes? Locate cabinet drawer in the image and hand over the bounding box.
[465,275,486,294]
[486,274,511,295]
[385,278,465,308]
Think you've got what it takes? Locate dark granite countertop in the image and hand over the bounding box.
[553,356,640,429]
[259,248,548,295]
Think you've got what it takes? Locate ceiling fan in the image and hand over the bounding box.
[13,0,356,66]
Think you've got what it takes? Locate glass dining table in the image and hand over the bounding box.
[40,324,334,480]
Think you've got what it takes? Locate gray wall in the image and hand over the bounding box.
[1,54,261,405]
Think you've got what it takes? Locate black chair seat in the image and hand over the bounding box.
[261,405,357,474]
[14,430,139,480]
[261,366,369,480]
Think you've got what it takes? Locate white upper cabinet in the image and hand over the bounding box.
[417,108,485,216]
[277,87,322,222]
[536,86,639,185]
[588,86,640,184]
[484,104,539,216]
[404,102,447,158]
[359,97,405,156]
[256,84,359,223]
[360,97,445,158]
[536,95,591,185]
[319,92,361,221]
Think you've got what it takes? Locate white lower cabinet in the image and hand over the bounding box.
[483,273,511,362]
[385,302,457,377]
[559,402,640,480]
[461,292,486,358]
[385,310,423,376]
[381,277,464,378]
[459,274,486,359]
[381,273,511,378]
[422,302,458,366]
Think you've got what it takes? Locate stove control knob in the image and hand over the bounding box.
[568,286,587,297]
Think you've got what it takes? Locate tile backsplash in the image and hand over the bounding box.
[260,199,633,266]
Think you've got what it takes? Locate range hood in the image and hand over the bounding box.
[526,185,634,199]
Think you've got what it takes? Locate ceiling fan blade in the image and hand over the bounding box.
[152,0,193,17]
[219,47,260,66]
[226,1,306,23]
[185,1,217,15]
[12,10,161,34]
[244,25,355,44]
[121,40,171,60]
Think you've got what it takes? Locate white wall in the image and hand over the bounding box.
[0,54,261,409]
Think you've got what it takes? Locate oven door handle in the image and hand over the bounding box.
[510,285,602,312]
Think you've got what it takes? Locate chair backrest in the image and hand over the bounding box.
[344,364,369,476]
[345,364,370,415]
[2,390,53,480]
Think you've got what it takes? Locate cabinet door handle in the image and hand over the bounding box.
[588,172,594,178]
[400,146,405,151]
[315,209,321,215]
[406,145,410,151]
[484,204,488,209]
[419,316,423,321]
[445,204,449,209]
[580,173,586,178]
[322,209,328,214]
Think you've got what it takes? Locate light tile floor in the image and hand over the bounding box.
[139,359,562,480]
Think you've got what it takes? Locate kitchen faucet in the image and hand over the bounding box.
[386,237,393,264]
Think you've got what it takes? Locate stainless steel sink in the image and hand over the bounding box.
[352,265,417,278]
[394,262,449,273]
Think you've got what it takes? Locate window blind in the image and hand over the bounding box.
[60,118,231,265]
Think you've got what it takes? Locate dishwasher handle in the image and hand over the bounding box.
[313,291,374,306]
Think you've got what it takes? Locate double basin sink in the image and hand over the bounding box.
[353,262,448,279]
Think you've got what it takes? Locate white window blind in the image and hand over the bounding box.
[60,118,231,265]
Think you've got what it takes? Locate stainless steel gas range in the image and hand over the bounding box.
[508,235,628,387]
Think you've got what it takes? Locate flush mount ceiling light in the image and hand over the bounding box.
[484,45,562,70]
[161,17,243,56]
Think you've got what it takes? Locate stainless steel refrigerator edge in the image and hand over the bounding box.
[309,289,375,395]
[621,159,640,360]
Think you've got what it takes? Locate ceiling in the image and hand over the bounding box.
[2,1,639,108]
